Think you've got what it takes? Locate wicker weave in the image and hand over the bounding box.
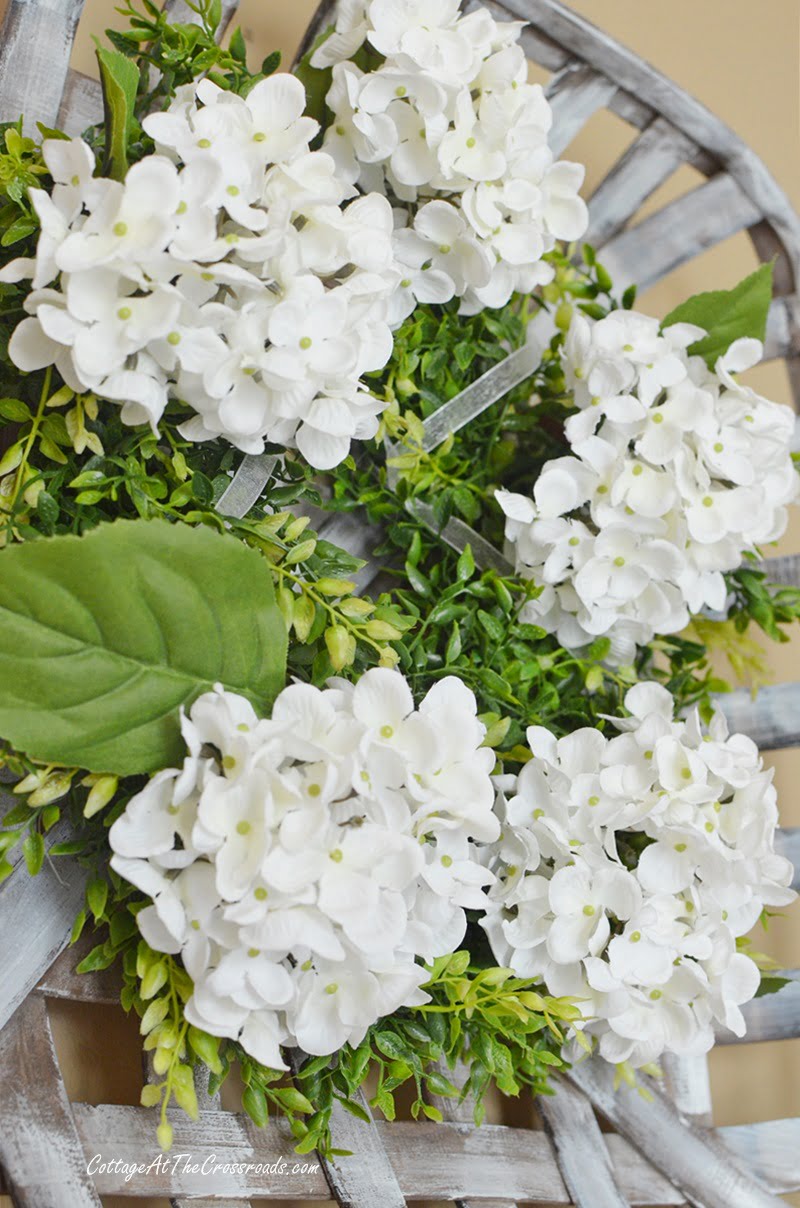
[0,1,798,1204]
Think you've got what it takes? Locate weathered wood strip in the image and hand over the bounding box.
[544,63,617,158]
[0,994,102,1207]
[599,173,762,292]
[58,70,103,137]
[538,1075,630,1207]
[498,0,800,283]
[758,550,800,586]
[36,930,122,1005]
[585,117,699,248]
[716,682,800,750]
[0,823,88,1032]
[776,828,800,890]
[568,1056,786,1208]
[0,0,86,132]
[661,1053,713,1127]
[66,1105,800,1201]
[426,1057,521,1208]
[286,1050,406,1208]
[292,0,339,66]
[163,0,238,36]
[715,970,800,1045]
[763,295,800,362]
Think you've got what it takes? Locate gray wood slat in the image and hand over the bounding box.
[776,828,800,890]
[661,1053,713,1127]
[568,1056,786,1208]
[544,63,617,158]
[538,1076,630,1208]
[0,821,88,1033]
[757,550,800,585]
[600,173,762,292]
[0,0,86,131]
[715,971,800,1046]
[763,295,800,362]
[58,69,103,136]
[36,930,121,1004]
[426,1058,519,1208]
[495,0,800,284]
[0,994,102,1207]
[163,0,239,38]
[586,117,699,248]
[64,1104,800,1201]
[717,682,800,750]
[286,1051,406,1208]
[293,0,339,67]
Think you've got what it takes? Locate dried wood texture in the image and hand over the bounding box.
[0,994,102,1207]
[569,1056,787,1208]
[0,0,86,131]
[717,683,800,750]
[0,827,88,1032]
[538,1076,631,1208]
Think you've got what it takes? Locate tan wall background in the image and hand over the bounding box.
[1,1,799,1204]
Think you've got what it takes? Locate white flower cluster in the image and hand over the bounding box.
[109,670,498,1067]
[498,310,799,662]
[314,0,588,318]
[482,682,795,1067]
[0,79,400,470]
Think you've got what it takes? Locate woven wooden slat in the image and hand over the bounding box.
[538,1076,631,1207]
[568,1057,787,1208]
[661,1054,713,1127]
[718,683,800,750]
[0,994,103,1207]
[716,971,800,1045]
[0,0,87,130]
[544,62,617,157]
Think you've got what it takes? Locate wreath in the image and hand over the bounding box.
[0,0,795,1156]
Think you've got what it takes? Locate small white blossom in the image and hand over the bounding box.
[110,669,498,1065]
[482,683,795,1067]
[500,309,800,660]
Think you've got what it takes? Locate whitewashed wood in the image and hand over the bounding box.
[64,1104,800,1201]
[0,822,88,1032]
[758,550,800,585]
[36,929,121,1004]
[293,0,339,66]
[661,1053,713,1127]
[715,970,800,1045]
[763,295,800,362]
[0,0,86,132]
[600,173,762,292]
[717,682,800,750]
[426,1057,520,1208]
[545,63,617,157]
[0,994,102,1207]
[58,69,102,136]
[538,1075,630,1208]
[776,827,800,890]
[568,1056,786,1208]
[585,117,699,247]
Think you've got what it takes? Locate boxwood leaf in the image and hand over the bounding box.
[662,262,773,369]
[0,519,287,774]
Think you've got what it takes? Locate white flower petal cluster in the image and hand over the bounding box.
[0,79,401,470]
[109,670,498,1067]
[482,682,795,1067]
[314,0,588,318]
[498,311,799,661]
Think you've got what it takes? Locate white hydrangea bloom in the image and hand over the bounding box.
[498,310,800,662]
[481,682,795,1068]
[109,669,498,1066]
[0,79,399,471]
[316,0,588,317]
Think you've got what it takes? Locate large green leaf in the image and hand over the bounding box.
[662,262,773,369]
[0,520,287,775]
[96,47,140,181]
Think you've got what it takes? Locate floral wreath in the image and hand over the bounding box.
[0,0,796,1156]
